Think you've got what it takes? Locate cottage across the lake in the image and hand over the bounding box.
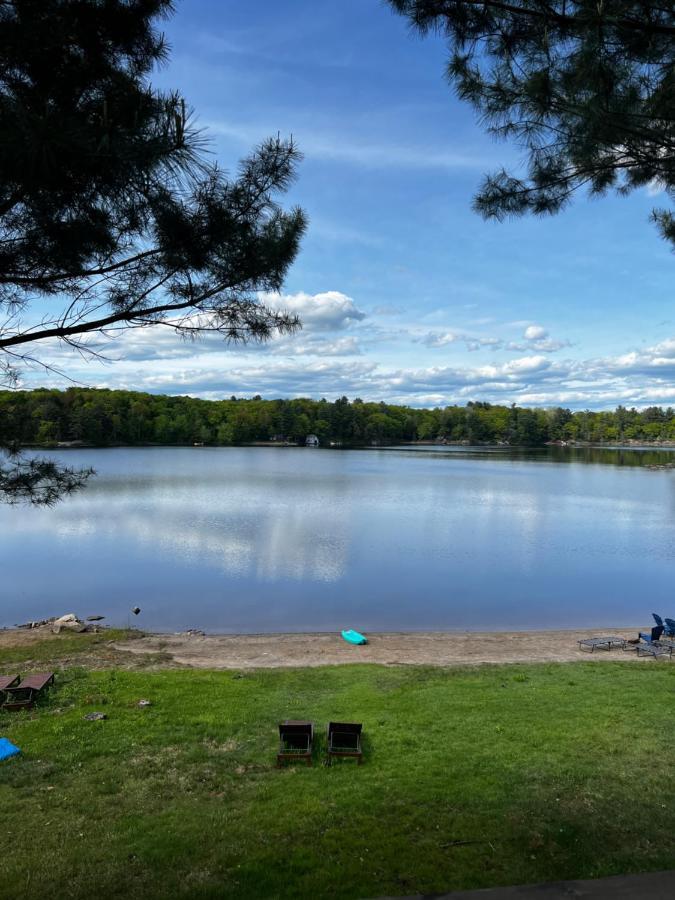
[305,434,320,447]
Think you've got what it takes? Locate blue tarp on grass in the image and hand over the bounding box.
[0,738,20,762]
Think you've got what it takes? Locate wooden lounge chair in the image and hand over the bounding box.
[2,672,55,710]
[0,675,20,704]
[327,722,363,765]
[276,720,313,767]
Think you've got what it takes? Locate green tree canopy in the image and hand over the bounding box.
[389,1,675,245]
[4,388,675,450]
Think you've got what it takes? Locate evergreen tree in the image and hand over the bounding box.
[388,1,675,245]
[4,387,675,448]
[0,0,307,503]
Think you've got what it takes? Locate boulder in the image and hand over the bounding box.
[52,613,88,634]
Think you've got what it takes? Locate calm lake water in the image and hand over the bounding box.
[2,446,675,633]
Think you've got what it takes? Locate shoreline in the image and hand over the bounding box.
[20,440,675,450]
[2,625,656,669]
[113,627,644,669]
[91,626,648,668]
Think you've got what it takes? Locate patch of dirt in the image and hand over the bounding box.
[0,627,63,649]
[0,626,174,670]
[203,739,239,753]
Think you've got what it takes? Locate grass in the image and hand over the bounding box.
[1,659,674,899]
[0,629,161,669]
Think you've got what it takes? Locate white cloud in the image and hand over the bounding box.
[649,338,675,359]
[130,359,378,398]
[16,343,675,410]
[67,291,368,367]
[524,324,548,340]
[418,323,570,357]
[502,324,570,354]
[419,331,504,352]
[292,336,362,356]
[503,355,551,375]
[11,286,675,412]
[264,290,366,332]
[506,338,569,353]
[465,337,502,352]
[421,331,458,348]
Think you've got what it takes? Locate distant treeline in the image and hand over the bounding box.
[1,388,675,447]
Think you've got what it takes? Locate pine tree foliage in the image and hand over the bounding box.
[389,1,675,244]
[0,443,93,506]
[0,0,307,502]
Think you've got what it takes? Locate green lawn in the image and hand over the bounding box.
[0,629,145,668]
[1,657,674,899]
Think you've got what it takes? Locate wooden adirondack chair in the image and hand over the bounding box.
[277,721,313,767]
[326,722,363,765]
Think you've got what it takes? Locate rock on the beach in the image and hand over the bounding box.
[16,618,54,629]
[52,614,88,634]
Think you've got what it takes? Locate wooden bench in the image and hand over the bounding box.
[2,673,55,710]
[0,675,20,705]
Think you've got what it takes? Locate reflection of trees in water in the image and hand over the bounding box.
[548,447,675,467]
[396,446,675,468]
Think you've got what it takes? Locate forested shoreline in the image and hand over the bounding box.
[2,388,675,448]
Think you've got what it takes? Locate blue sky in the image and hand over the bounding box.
[24,0,675,408]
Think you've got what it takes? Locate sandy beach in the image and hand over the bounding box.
[1,625,657,669]
[104,627,649,669]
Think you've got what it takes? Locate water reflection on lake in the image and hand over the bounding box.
[2,446,674,632]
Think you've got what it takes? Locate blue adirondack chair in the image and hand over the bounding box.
[639,625,664,644]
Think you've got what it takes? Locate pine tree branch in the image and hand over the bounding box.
[0,297,209,348]
[417,0,675,38]
[0,249,162,287]
[0,279,298,350]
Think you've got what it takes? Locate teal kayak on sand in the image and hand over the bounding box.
[341,629,368,645]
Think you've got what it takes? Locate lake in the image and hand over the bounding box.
[2,446,675,633]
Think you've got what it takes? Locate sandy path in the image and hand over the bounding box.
[110,628,648,669]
